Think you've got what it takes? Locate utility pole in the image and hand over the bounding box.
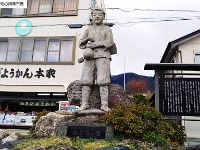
[124,57,126,91]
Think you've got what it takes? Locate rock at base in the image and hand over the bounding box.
[67,81,130,109]
[0,129,9,140]
[33,111,75,138]
[0,132,24,149]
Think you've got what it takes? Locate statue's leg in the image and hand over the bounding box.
[79,59,95,111]
[96,58,111,111]
[79,86,91,111]
[100,85,110,112]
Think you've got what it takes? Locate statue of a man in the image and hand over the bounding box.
[78,7,117,112]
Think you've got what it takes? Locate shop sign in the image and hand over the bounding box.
[0,114,35,126]
[59,101,79,111]
[0,68,56,79]
[19,101,56,106]
[14,115,35,126]
[0,114,15,125]
[16,19,32,36]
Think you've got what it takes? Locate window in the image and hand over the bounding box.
[1,8,12,16]
[0,0,78,16]
[47,38,74,62]
[0,37,75,64]
[1,8,24,16]
[7,39,20,62]
[27,0,78,15]
[60,38,73,62]
[47,39,60,62]
[12,8,25,15]
[33,38,46,62]
[53,0,77,14]
[0,39,8,61]
[53,0,65,14]
[21,39,34,62]
[39,0,53,14]
[195,54,200,64]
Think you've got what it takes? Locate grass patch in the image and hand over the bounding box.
[14,136,72,150]
[13,136,185,150]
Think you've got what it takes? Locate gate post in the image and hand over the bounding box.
[154,70,159,111]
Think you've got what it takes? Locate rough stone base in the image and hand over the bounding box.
[56,109,113,140]
[34,111,75,138]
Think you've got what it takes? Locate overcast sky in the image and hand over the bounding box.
[104,0,200,76]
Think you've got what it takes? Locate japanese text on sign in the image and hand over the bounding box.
[0,68,56,79]
[0,0,27,8]
[19,101,57,106]
[159,78,200,116]
[67,126,105,139]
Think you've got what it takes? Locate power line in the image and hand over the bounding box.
[111,17,200,30]
[0,17,199,28]
[0,7,200,28]
[2,7,200,16]
[114,17,200,24]
[105,15,200,20]
[106,8,200,13]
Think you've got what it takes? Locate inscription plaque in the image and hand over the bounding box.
[159,78,200,116]
[56,121,114,140]
[67,126,105,139]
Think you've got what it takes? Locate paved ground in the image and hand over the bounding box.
[3,128,29,135]
[185,138,200,148]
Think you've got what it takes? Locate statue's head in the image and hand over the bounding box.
[91,7,106,25]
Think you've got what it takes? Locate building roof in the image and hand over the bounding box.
[160,29,200,63]
[144,63,200,71]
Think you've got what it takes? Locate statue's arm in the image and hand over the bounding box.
[79,28,90,49]
[90,28,114,49]
[101,29,114,49]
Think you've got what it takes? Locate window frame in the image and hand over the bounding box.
[0,0,79,17]
[194,53,200,64]
[0,37,76,65]
[0,39,8,62]
[193,50,200,64]
[1,8,26,16]
[7,39,21,62]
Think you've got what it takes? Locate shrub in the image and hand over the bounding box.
[167,120,186,145]
[100,103,163,137]
[29,109,49,135]
[100,94,186,147]
[142,132,169,147]
[130,94,150,105]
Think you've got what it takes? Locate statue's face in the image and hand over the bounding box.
[92,10,105,25]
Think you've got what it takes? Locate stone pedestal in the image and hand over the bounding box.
[56,80,129,140]
[56,109,113,140]
[67,81,130,109]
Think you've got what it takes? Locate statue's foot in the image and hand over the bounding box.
[101,106,111,112]
[78,105,89,111]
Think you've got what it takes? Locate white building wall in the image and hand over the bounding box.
[179,37,200,63]
[0,0,105,92]
[175,37,200,78]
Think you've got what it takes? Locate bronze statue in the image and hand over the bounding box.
[78,7,117,112]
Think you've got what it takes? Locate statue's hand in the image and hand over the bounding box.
[89,42,105,49]
[86,41,92,48]
[90,43,97,49]
[81,38,94,45]
[86,42,98,49]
